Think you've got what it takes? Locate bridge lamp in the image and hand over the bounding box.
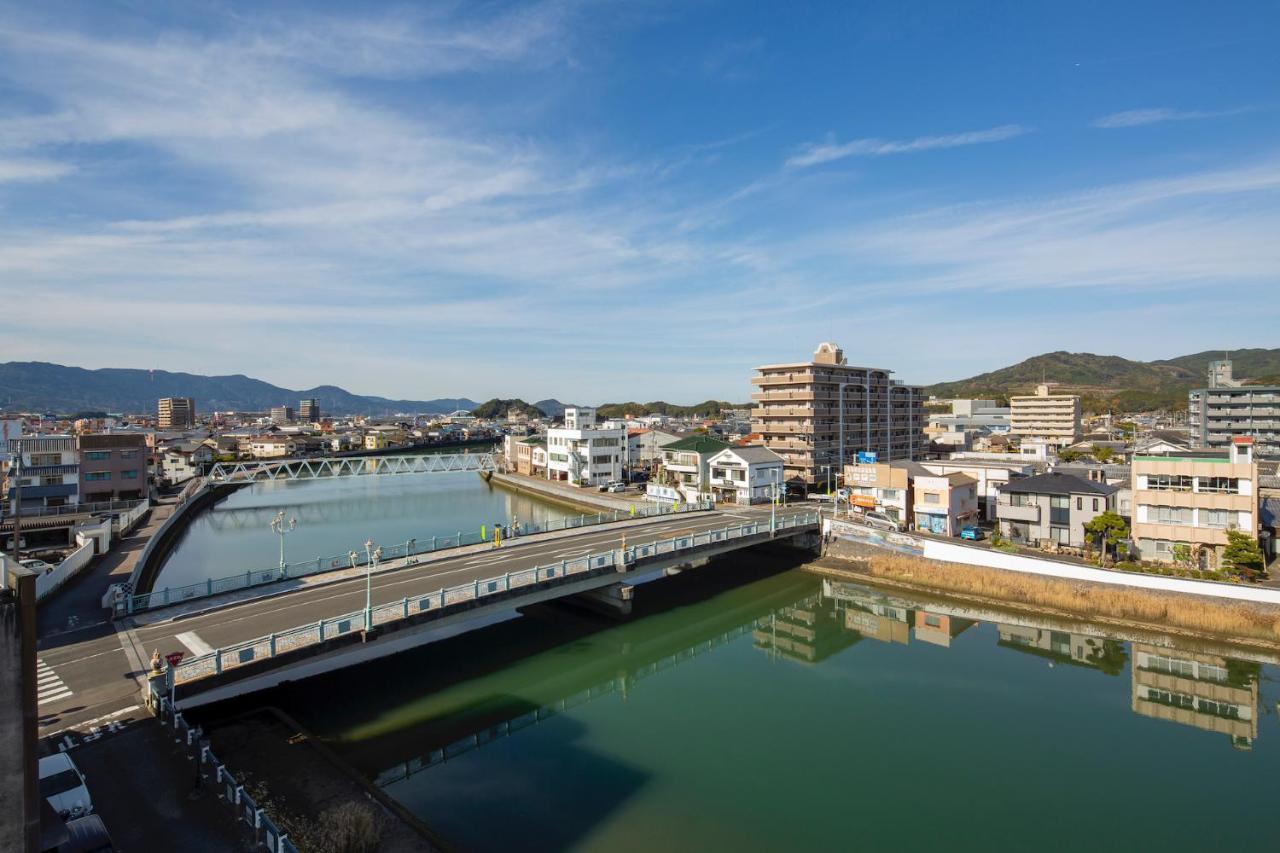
[270,510,298,570]
[364,538,376,630]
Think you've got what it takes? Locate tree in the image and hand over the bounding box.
[1222,529,1265,577]
[1171,543,1192,568]
[1058,448,1084,463]
[1093,445,1116,463]
[1084,511,1129,566]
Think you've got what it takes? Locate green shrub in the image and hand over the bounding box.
[1114,562,1141,572]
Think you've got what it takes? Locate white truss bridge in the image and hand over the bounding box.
[208,452,499,483]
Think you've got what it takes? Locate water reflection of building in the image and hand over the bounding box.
[823,580,915,645]
[1130,644,1259,750]
[996,625,1127,674]
[753,593,862,663]
[914,611,975,648]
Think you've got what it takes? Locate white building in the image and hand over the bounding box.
[921,459,1036,522]
[1009,384,1082,448]
[4,435,79,511]
[706,446,784,504]
[546,407,626,487]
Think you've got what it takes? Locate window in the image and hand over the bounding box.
[1198,664,1228,683]
[85,451,111,461]
[121,470,139,479]
[1009,493,1031,507]
[924,615,942,628]
[1051,526,1070,544]
[1197,477,1239,494]
[1092,498,1099,512]
[84,471,111,481]
[1049,495,1069,526]
[1197,699,1240,719]
[1147,474,1193,492]
[1151,506,1193,525]
[1201,509,1229,528]
[1146,688,1194,709]
[1146,655,1195,678]
[922,492,940,504]
[120,450,137,459]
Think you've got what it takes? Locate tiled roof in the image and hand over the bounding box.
[662,435,732,454]
[999,472,1117,497]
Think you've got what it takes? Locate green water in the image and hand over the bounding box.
[257,554,1280,852]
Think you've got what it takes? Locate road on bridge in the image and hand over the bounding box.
[35,504,814,740]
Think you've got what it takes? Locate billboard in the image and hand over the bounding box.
[856,451,878,464]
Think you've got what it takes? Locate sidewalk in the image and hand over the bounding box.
[487,470,644,512]
[38,496,174,642]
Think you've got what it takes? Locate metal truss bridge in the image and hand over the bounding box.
[208,452,498,483]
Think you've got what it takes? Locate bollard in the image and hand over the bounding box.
[402,596,409,617]
[207,578,213,596]
[269,633,276,656]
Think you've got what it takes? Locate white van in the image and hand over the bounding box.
[39,752,93,820]
[863,511,902,532]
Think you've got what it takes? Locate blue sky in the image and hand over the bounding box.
[2,1,1278,403]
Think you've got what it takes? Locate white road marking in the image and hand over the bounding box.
[36,660,73,706]
[175,631,214,656]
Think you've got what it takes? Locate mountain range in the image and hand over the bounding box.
[925,349,1280,412]
[0,362,477,416]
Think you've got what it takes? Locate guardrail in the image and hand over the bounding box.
[173,511,819,686]
[126,501,715,614]
[0,496,146,523]
[154,697,298,853]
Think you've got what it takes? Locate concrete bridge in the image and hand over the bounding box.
[124,505,820,710]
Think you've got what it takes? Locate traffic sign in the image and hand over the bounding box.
[164,651,184,668]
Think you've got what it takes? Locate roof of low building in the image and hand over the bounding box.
[999,472,1117,497]
[662,435,732,454]
[710,445,782,464]
[519,436,547,446]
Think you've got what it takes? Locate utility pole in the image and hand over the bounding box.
[7,445,23,572]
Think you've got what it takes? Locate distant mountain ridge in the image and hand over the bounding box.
[926,349,1280,412]
[0,362,477,416]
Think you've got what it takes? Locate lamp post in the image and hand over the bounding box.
[363,538,379,630]
[269,510,297,570]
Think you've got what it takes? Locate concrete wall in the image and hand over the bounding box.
[36,539,96,601]
[0,571,39,850]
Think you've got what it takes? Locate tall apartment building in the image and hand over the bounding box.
[270,405,295,425]
[299,399,321,423]
[751,342,926,489]
[1130,438,1259,569]
[157,397,195,430]
[1008,384,1081,448]
[1188,359,1280,457]
[78,434,148,502]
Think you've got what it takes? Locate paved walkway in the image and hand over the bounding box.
[488,471,646,512]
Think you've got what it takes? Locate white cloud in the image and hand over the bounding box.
[1092,106,1252,128]
[786,124,1031,168]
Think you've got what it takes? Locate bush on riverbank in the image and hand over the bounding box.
[836,552,1280,644]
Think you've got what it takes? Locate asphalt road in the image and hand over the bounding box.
[36,503,812,740]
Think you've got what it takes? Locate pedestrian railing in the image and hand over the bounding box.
[173,511,819,686]
[125,500,715,614]
[155,697,299,853]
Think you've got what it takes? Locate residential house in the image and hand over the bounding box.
[159,440,212,485]
[841,460,926,524]
[920,458,1034,522]
[705,446,784,504]
[996,473,1117,549]
[653,434,732,503]
[1130,438,1260,569]
[249,435,297,459]
[5,435,79,511]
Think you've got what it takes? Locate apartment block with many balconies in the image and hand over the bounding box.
[751,342,927,490]
[1188,360,1280,458]
[1008,384,1081,448]
[157,397,196,430]
[1130,437,1259,569]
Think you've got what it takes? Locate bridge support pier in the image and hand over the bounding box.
[563,582,634,619]
[779,531,823,554]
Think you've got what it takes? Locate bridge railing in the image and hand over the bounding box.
[125,500,715,614]
[173,511,819,686]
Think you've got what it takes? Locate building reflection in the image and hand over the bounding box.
[751,592,862,663]
[1130,643,1260,750]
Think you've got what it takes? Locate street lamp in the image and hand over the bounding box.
[363,538,381,630]
[269,510,297,570]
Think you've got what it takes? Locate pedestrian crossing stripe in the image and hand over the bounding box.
[36,660,73,706]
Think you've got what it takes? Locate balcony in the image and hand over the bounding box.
[8,483,78,500]
[996,502,1040,523]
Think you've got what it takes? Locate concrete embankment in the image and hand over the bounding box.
[482,471,639,515]
[809,541,1280,653]
[130,482,247,595]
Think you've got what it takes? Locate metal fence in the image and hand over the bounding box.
[126,500,715,614]
[173,510,819,686]
[155,696,298,853]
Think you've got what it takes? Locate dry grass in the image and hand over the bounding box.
[833,551,1280,644]
[300,801,382,853]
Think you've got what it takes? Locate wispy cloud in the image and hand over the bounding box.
[0,157,73,183]
[1092,106,1253,128]
[786,124,1031,168]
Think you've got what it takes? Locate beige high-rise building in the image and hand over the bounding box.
[157,397,195,430]
[1008,384,1081,447]
[751,342,926,489]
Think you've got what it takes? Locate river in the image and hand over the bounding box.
[154,470,573,590]
[224,548,1280,852]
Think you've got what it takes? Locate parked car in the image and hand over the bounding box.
[959,525,985,541]
[20,558,54,573]
[39,753,92,820]
[605,481,627,493]
[61,814,114,853]
[862,511,902,532]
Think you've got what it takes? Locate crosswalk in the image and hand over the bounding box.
[37,659,73,706]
